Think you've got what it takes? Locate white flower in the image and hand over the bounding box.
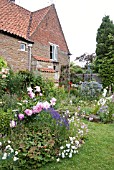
[66,143,70,148]
[0,142,2,146]
[69,152,72,158]
[43,101,50,110]
[98,98,106,106]
[70,149,73,153]
[56,158,60,162]
[102,88,107,97]
[75,140,79,145]
[35,86,41,92]
[70,100,72,105]
[13,156,19,161]
[72,137,75,140]
[81,124,85,129]
[74,150,78,154]
[61,152,65,158]
[89,117,93,121]
[50,97,57,106]
[71,146,76,150]
[5,145,11,149]
[23,100,28,103]
[10,148,14,153]
[27,87,33,92]
[2,152,7,159]
[66,149,70,152]
[66,110,69,114]
[60,146,64,150]
[8,140,11,144]
[10,120,16,128]
[69,137,73,141]
[15,151,18,155]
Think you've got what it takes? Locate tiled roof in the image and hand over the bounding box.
[0,0,51,41]
[33,56,51,62]
[38,68,55,73]
[29,7,50,37]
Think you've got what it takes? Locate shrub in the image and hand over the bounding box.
[80,81,103,100]
[0,57,7,70]
[1,94,18,112]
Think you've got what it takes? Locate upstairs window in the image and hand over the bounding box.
[50,43,58,61]
[20,43,26,51]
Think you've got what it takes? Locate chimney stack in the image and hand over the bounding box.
[9,0,15,3]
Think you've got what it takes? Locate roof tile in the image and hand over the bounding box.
[38,67,55,73]
[0,0,51,40]
[33,56,51,62]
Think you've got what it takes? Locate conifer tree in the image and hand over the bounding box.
[95,15,114,91]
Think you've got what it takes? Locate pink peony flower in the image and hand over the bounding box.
[43,101,50,110]
[33,102,43,114]
[39,93,43,96]
[28,92,35,99]
[10,120,16,128]
[24,109,32,116]
[18,114,24,120]
[50,97,57,106]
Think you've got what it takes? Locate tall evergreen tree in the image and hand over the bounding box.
[95,15,114,90]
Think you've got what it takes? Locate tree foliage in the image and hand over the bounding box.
[75,53,96,64]
[95,15,114,90]
[75,53,96,73]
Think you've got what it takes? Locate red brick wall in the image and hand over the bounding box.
[0,5,70,80]
[0,33,29,71]
[30,5,69,72]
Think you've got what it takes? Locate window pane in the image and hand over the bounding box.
[50,45,53,59]
[21,44,26,51]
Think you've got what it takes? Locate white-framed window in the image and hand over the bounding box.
[50,43,58,61]
[20,43,26,51]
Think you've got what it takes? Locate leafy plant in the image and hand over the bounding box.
[80,81,103,100]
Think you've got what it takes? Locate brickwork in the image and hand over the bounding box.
[0,4,70,81]
[0,33,29,71]
[30,5,69,74]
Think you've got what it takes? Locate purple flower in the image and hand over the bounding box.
[24,109,32,116]
[18,114,24,120]
[47,108,69,128]
[10,120,16,128]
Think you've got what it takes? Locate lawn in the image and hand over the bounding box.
[39,121,114,170]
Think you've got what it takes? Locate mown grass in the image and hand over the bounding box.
[40,121,114,170]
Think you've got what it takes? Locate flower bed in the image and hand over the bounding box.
[0,85,88,169]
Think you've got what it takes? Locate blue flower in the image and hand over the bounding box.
[46,108,69,128]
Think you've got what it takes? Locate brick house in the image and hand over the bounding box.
[0,0,71,83]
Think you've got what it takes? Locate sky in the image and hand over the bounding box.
[15,0,114,65]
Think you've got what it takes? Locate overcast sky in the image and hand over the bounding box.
[15,0,114,65]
